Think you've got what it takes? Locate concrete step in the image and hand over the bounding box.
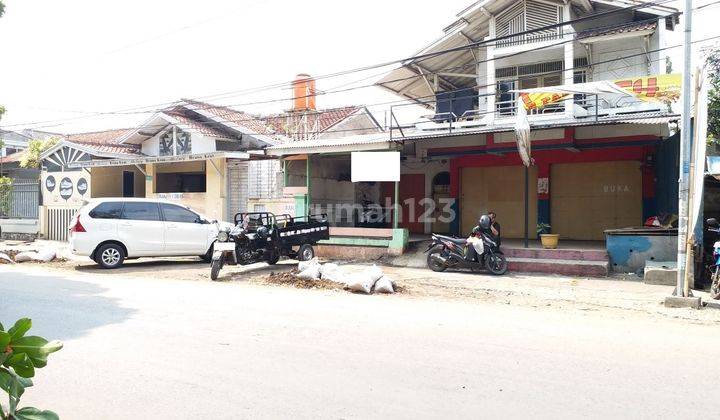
[507,257,609,277]
[503,247,608,262]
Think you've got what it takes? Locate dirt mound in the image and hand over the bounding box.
[260,268,404,294]
[263,269,345,290]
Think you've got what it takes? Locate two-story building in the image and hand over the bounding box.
[270,0,681,250]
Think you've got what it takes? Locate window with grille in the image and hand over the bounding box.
[496,0,562,48]
[495,57,590,115]
[248,160,282,199]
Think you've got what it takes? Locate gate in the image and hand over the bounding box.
[45,206,79,241]
[0,180,39,219]
[227,160,249,220]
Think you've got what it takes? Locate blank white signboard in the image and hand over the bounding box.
[351,151,400,182]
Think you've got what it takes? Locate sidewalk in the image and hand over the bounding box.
[3,238,718,324]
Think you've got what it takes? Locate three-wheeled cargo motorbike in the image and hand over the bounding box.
[210,212,329,280]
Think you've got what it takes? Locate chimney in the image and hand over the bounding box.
[292,73,316,112]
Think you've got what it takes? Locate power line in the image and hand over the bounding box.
[0,0,682,129]
[66,34,717,141]
[3,13,680,131]
[31,30,720,140]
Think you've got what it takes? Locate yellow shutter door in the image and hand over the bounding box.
[460,166,537,238]
[551,161,642,240]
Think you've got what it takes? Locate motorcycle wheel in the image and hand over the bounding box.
[266,251,280,265]
[210,258,224,281]
[485,253,508,275]
[426,245,448,272]
[711,271,720,299]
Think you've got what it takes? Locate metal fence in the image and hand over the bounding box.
[0,180,39,219]
[46,207,78,242]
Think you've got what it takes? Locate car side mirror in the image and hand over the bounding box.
[708,218,719,228]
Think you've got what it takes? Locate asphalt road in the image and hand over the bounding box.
[1,265,719,419]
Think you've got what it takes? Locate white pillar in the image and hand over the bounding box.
[476,47,486,114]
[485,17,496,123]
[563,4,574,118]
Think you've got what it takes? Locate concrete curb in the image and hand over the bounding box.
[664,296,702,309]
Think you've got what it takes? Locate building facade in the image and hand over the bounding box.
[269,0,681,251]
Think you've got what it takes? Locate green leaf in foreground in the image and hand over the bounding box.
[4,354,34,378]
[0,331,10,351]
[7,319,32,342]
[0,368,32,398]
[13,407,60,420]
[9,337,63,359]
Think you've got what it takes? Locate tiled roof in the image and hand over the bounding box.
[64,128,141,155]
[0,150,25,164]
[65,128,133,145]
[261,106,363,139]
[163,106,239,139]
[178,99,277,137]
[578,21,657,40]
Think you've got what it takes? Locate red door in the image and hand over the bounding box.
[381,174,425,233]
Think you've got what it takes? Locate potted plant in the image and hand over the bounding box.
[537,223,559,249]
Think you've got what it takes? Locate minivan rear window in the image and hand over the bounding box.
[121,202,161,221]
[89,202,124,219]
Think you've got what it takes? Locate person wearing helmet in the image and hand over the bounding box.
[465,215,492,261]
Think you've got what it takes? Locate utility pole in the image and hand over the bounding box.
[676,0,693,297]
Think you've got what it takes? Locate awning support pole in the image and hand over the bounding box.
[524,165,529,248]
[305,156,311,215]
[595,94,599,122]
[393,180,399,229]
[283,160,288,186]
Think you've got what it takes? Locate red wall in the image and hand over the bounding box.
[444,130,658,200]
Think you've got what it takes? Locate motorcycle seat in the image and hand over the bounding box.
[434,234,467,245]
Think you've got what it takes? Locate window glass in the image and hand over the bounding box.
[161,203,199,223]
[89,202,124,219]
[121,202,160,221]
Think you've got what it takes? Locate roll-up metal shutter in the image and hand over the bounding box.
[551,161,642,240]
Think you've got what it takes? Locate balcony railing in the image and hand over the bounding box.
[496,31,562,49]
[387,89,669,140]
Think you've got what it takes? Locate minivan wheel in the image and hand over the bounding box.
[97,243,125,269]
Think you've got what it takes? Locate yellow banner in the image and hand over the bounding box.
[614,73,681,102]
[520,92,570,111]
[520,73,682,110]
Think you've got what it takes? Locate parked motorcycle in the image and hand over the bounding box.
[425,232,508,275]
[706,218,720,299]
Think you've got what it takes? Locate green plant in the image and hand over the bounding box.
[708,47,720,144]
[19,138,59,169]
[0,177,11,217]
[0,318,63,420]
[537,223,551,236]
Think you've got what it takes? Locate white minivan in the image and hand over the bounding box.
[69,198,228,269]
